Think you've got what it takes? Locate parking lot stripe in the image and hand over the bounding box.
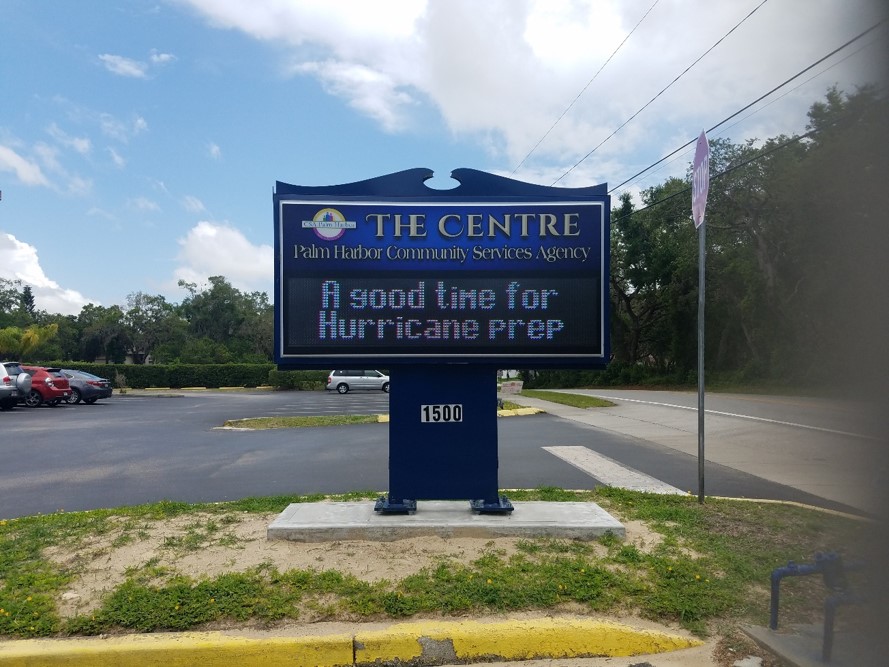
[543,446,687,495]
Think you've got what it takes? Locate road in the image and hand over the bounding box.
[512,388,885,514]
[0,388,881,519]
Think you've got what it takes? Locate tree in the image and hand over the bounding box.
[78,304,131,363]
[20,285,36,320]
[610,178,698,375]
[778,86,889,386]
[125,292,187,363]
[0,279,29,328]
[178,277,244,343]
[0,324,59,360]
[176,277,273,362]
[33,314,81,361]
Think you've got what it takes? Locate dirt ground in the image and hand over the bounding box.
[43,511,781,667]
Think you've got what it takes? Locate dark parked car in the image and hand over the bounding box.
[21,366,72,407]
[0,361,32,410]
[62,369,113,404]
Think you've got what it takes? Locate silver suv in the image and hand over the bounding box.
[326,370,390,394]
[0,361,32,410]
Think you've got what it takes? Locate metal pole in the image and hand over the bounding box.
[697,217,706,503]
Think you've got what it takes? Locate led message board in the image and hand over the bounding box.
[274,168,609,367]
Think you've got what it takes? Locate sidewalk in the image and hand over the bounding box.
[508,391,879,514]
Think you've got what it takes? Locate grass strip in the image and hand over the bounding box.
[226,403,526,429]
[223,415,382,429]
[520,390,615,408]
[0,488,867,639]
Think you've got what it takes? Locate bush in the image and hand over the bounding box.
[267,370,328,390]
[40,362,276,389]
[522,363,692,389]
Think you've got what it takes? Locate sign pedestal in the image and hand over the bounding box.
[375,365,513,514]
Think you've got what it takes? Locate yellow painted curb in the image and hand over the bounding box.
[0,619,703,666]
[355,618,702,664]
[377,414,390,423]
[497,407,543,417]
[0,631,354,666]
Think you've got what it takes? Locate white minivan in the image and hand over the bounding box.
[325,370,390,394]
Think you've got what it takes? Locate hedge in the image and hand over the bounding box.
[36,363,328,390]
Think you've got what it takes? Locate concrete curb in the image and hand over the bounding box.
[497,406,543,417]
[0,618,703,666]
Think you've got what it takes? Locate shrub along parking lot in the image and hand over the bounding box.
[29,364,328,390]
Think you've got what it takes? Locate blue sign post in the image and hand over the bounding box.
[274,168,610,512]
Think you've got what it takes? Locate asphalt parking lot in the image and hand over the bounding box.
[1,389,878,519]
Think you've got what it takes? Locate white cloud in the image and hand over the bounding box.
[29,142,93,196]
[151,179,171,195]
[207,142,222,159]
[99,115,129,142]
[0,144,49,186]
[107,147,126,168]
[98,50,175,78]
[100,113,148,143]
[128,197,161,212]
[180,0,422,44]
[65,175,93,196]
[150,49,177,65]
[182,195,205,213]
[0,233,93,315]
[98,54,148,78]
[294,61,415,132]
[87,207,116,221]
[47,123,92,155]
[174,222,273,294]
[32,143,62,172]
[177,0,881,185]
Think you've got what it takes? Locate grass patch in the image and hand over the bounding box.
[223,415,382,429]
[228,402,523,429]
[520,389,615,408]
[0,489,869,639]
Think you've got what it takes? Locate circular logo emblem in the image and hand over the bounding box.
[310,208,349,241]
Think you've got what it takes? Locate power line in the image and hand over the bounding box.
[611,127,820,226]
[607,18,888,195]
[552,0,770,186]
[511,0,660,175]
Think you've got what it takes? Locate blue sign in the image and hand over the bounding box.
[274,168,610,367]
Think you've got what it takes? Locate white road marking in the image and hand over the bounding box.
[543,446,687,495]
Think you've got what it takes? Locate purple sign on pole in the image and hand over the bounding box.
[692,130,710,229]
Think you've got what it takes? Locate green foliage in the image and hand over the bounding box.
[0,324,60,361]
[519,389,614,408]
[267,369,329,390]
[48,363,275,389]
[223,414,381,429]
[604,86,888,388]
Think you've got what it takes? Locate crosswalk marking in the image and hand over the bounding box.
[543,446,687,495]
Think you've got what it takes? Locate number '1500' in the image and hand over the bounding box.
[420,404,463,423]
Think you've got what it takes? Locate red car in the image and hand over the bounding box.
[21,366,72,407]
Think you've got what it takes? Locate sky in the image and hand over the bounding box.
[1,0,886,315]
